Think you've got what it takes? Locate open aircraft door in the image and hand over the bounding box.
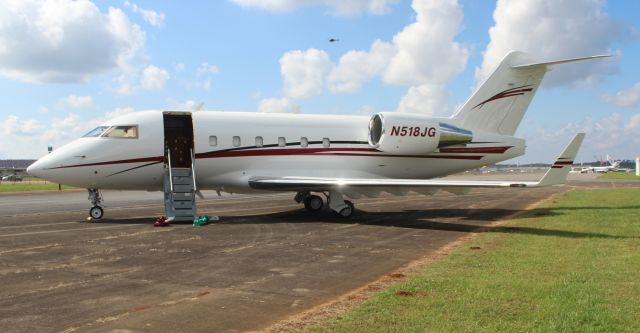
[162,112,198,221]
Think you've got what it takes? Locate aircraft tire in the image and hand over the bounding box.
[334,200,354,218]
[90,206,104,219]
[304,195,324,211]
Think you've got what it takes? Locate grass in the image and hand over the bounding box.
[309,189,640,333]
[0,183,77,192]
[600,172,640,180]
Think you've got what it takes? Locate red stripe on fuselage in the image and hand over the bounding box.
[48,147,490,170]
[197,148,485,160]
[48,156,163,170]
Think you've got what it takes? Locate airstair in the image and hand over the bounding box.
[164,149,198,221]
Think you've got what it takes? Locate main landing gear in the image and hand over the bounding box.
[87,188,104,219]
[294,190,354,218]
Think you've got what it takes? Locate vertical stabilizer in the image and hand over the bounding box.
[451,52,611,135]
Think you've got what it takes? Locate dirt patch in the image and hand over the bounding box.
[394,291,414,297]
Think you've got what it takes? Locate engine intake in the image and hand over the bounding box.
[368,113,473,154]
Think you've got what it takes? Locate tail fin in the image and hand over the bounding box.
[535,133,585,187]
[451,51,611,135]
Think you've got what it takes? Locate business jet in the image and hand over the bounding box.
[587,155,622,173]
[27,51,607,221]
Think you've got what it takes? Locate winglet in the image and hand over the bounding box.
[535,133,586,187]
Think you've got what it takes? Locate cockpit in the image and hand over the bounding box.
[83,125,139,138]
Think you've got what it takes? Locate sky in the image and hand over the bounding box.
[0,0,639,163]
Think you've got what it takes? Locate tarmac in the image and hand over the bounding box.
[0,173,637,333]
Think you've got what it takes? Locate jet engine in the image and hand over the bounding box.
[368,113,473,154]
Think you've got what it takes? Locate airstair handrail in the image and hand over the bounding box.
[167,149,174,192]
[190,148,197,192]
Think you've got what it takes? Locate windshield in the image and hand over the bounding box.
[83,126,109,137]
[102,125,138,138]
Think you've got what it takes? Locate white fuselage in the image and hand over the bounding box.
[27,110,525,193]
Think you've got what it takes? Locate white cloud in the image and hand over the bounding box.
[476,0,624,87]
[197,62,219,76]
[626,114,640,132]
[383,0,468,87]
[280,48,332,99]
[168,100,206,111]
[328,40,394,93]
[105,107,135,119]
[0,0,145,83]
[230,0,399,16]
[0,108,145,158]
[175,63,185,72]
[283,0,467,115]
[124,1,165,27]
[140,65,170,90]
[193,62,219,91]
[396,84,448,115]
[520,112,640,163]
[58,95,94,109]
[0,115,44,136]
[258,97,301,113]
[601,82,640,107]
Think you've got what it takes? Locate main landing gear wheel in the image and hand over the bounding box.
[90,206,104,219]
[334,200,354,218]
[304,195,324,211]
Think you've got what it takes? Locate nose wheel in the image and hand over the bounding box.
[87,188,104,219]
[90,206,104,219]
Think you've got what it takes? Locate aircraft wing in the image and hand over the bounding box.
[249,133,585,193]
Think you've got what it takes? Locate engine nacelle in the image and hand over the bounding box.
[368,113,473,154]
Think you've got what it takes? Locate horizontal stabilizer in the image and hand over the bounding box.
[535,133,585,187]
[512,55,613,70]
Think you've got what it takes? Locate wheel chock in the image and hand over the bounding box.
[153,216,171,227]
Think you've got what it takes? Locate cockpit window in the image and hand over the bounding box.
[102,125,139,139]
[83,126,109,137]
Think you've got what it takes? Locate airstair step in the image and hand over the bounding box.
[171,168,191,177]
[174,208,195,217]
[172,192,194,201]
[172,177,193,185]
[173,184,193,192]
[172,200,194,209]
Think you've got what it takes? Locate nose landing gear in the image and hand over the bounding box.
[88,188,104,219]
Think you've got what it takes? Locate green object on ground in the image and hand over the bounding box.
[193,216,210,227]
[310,189,640,333]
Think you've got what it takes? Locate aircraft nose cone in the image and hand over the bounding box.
[26,160,43,178]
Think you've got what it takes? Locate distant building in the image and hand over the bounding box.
[0,159,36,175]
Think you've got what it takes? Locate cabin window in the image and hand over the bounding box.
[209,135,217,146]
[83,126,109,137]
[278,137,286,147]
[322,137,330,148]
[255,136,263,147]
[300,137,308,147]
[233,136,241,147]
[102,125,138,139]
